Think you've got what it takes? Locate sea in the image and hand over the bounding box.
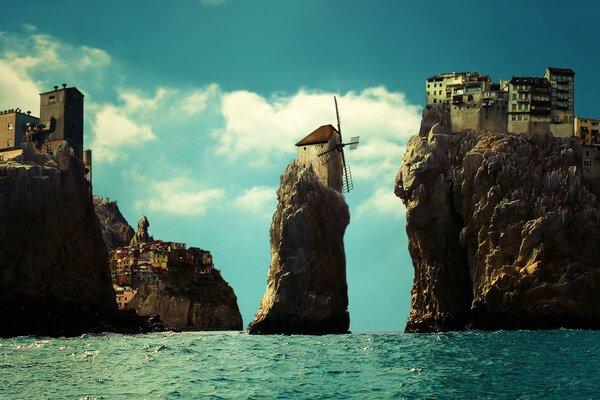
[0,330,598,399]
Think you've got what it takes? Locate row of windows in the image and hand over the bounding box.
[551,75,573,82]
[512,104,529,111]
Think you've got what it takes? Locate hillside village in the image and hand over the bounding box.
[110,215,216,310]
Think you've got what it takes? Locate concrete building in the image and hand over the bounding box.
[544,67,575,137]
[296,124,343,193]
[507,77,551,135]
[39,85,85,158]
[0,109,39,160]
[575,117,600,145]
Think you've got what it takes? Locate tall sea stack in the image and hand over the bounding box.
[248,160,350,334]
[0,142,120,337]
[396,125,600,332]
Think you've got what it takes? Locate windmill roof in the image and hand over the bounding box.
[295,124,338,146]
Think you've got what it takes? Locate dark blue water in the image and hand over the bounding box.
[1,330,598,399]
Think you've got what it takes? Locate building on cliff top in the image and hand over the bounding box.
[0,84,93,183]
[425,67,575,137]
[0,109,39,161]
[295,124,343,193]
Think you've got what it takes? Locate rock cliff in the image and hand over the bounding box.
[396,126,600,332]
[0,143,129,337]
[93,196,134,251]
[130,269,242,331]
[248,160,350,334]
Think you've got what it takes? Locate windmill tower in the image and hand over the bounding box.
[295,96,360,193]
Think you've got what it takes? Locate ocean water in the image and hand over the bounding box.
[1,330,598,399]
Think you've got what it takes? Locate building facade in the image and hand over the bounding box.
[39,85,85,159]
[296,124,343,193]
[544,67,575,137]
[507,77,551,135]
[575,117,600,145]
[0,109,39,152]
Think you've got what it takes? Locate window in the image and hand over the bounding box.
[49,95,56,104]
[524,115,528,121]
[512,94,517,100]
[517,115,522,121]
[7,122,13,130]
[512,104,516,111]
[7,139,12,147]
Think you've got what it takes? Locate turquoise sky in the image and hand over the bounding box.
[1,0,597,331]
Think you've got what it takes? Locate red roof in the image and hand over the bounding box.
[295,124,338,146]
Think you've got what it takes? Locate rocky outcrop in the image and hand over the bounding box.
[93,196,135,251]
[396,126,600,332]
[248,161,350,334]
[130,215,153,247]
[130,269,242,331]
[0,142,134,337]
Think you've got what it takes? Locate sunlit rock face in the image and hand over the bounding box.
[130,269,243,331]
[248,160,350,335]
[93,196,135,251]
[396,125,600,332]
[0,142,118,337]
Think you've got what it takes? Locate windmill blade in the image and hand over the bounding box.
[348,136,360,150]
[340,148,353,193]
[342,164,353,193]
[334,96,342,142]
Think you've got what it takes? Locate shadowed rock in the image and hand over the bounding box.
[130,269,243,331]
[396,127,600,332]
[93,196,135,251]
[0,142,150,337]
[248,160,350,335]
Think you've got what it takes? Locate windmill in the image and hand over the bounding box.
[317,96,360,193]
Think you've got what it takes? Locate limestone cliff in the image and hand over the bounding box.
[0,143,121,337]
[396,126,600,332]
[248,160,350,335]
[93,196,134,251]
[130,269,242,331]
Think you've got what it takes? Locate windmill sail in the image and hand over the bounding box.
[342,165,353,193]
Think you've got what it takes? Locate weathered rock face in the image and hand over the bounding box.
[93,196,135,251]
[248,160,350,334]
[0,143,120,337]
[130,215,153,247]
[130,269,242,331]
[396,126,600,332]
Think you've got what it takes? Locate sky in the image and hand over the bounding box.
[1,0,598,331]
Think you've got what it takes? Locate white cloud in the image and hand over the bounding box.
[0,61,39,113]
[356,186,405,218]
[0,27,112,114]
[90,84,217,162]
[233,186,276,217]
[135,177,225,216]
[91,104,157,162]
[214,86,421,179]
